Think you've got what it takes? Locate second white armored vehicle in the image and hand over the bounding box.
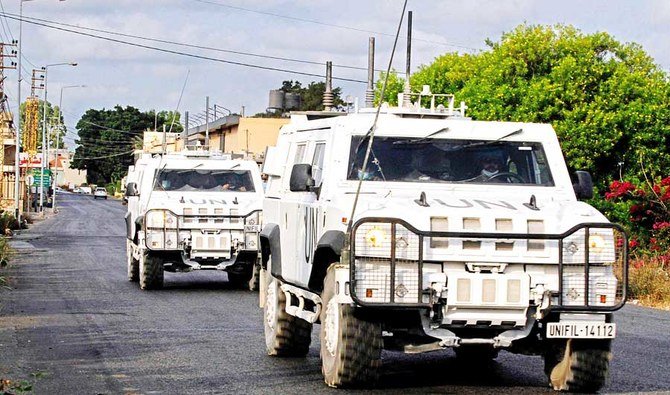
[125,149,264,290]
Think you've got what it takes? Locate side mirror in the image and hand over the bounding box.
[126,182,139,197]
[290,164,315,192]
[572,171,593,200]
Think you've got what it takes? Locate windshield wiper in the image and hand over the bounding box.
[393,127,449,145]
[152,163,168,192]
[449,128,523,151]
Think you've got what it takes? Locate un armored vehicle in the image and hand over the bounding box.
[125,149,264,290]
[259,93,628,391]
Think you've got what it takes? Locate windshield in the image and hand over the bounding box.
[155,169,256,192]
[348,136,554,185]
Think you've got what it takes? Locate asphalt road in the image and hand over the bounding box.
[0,192,669,394]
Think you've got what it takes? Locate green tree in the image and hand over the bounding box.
[378,24,670,189]
[71,106,179,184]
[276,80,344,111]
[374,70,406,106]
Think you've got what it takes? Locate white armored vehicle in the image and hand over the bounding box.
[260,93,628,391]
[125,149,264,290]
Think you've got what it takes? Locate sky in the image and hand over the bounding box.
[0,0,669,148]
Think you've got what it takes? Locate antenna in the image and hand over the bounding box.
[346,0,408,236]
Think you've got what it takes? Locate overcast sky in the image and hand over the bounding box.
[1,0,668,148]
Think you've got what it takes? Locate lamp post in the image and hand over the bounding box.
[51,84,84,212]
[39,61,77,212]
[15,0,68,221]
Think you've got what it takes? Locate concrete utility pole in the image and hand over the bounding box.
[39,62,77,213]
[15,0,69,220]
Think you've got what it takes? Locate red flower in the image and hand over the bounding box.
[661,177,670,187]
[652,221,670,230]
[606,180,636,200]
[629,238,639,249]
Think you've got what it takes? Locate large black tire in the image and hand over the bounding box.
[454,345,499,362]
[544,339,611,392]
[139,251,164,290]
[320,266,382,388]
[126,240,139,282]
[263,274,312,356]
[227,270,253,289]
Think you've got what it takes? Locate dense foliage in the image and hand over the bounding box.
[71,106,180,184]
[377,24,670,190]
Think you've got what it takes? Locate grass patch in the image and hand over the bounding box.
[0,237,12,291]
[629,255,670,309]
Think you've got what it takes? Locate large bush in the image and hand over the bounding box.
[377,24,670,190]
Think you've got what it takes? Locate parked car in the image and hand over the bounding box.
[72,187,81,194]
[79,186,92,195]
[93,187,108,199]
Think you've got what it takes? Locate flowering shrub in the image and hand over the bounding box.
[605,177,670,253]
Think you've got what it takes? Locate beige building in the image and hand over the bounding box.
[49,151,87,189]
[184,115,289,162]
[0,111,21,213]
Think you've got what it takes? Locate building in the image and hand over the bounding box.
[49,150,87,189]
[183,115,289,162]
[0,111,21,213]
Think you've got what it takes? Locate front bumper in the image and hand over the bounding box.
[349,218,628,315]
[143,209,261,261]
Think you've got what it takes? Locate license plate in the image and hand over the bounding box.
[546,322,616,339]
[244,225,260,232]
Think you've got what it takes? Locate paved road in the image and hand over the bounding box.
[0,192,669,394]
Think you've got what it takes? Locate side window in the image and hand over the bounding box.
[311,142,326,186]
[294,143,307,164]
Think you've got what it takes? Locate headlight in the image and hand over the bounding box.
[365,227,387,248]
[146,210,165,228]
[563,228,615,264]
[146,210,178,229]
[589,234,605,253]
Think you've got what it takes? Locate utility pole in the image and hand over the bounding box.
[402,10,413,108]
[0,42,17,209]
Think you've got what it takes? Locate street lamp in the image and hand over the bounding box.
[15,0,68,221]
[51,84,85,212]
[39,61,77,212]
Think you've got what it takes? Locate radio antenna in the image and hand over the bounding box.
[346,1,408,235]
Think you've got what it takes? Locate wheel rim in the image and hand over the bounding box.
[265,280,277,331]
[323,299,339,357]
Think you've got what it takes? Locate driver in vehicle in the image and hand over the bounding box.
[222,174,248,191]
[470,154,508,183]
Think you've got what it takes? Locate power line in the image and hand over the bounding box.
[71,148,135,161]
[192,0,482,52]
[0,12,368,84]
[7,12,379,73]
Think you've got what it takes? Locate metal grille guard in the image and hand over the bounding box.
[349,218,628,312]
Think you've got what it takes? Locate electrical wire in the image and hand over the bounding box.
[346,0,407,235]
[5,12,380,73]
[192,0,482,52]
[70,148,134,161]
[0,12,368,84]
[168,70,189,134]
